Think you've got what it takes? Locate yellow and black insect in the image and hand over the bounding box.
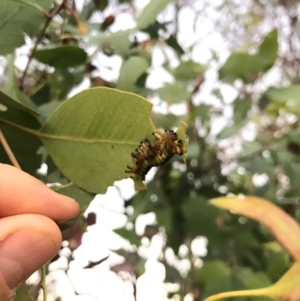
[154,129,184,156]
[125,129,185,181]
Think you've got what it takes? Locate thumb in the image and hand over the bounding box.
[0,215,62,300]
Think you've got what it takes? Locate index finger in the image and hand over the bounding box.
[0,164,80,221]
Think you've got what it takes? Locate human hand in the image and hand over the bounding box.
[0,164,80,300]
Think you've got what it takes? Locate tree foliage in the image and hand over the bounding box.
[1,0,300,300]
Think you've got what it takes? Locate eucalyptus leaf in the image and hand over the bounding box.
[34,45,88,68]
[1,54,38,111]
[166,34,184,56]
[172,60,205,81]
[93,0,108,11]
[38,101,63,122]
[0,91,42,175]
[219,29,278,83]
[136,0,176,30]
[195,260,231,285]
[35,87,155,193]
[0,90,39,120]
[266,85,300,115]
[217,120,248,139]
[116,56,149,92]
[234,98,251,122]
[196,104,211,120]
[87,30,133,57]
[0,0,53,55]
[13,283,33,301]
[157,83,191,103]
[114,227,141,246]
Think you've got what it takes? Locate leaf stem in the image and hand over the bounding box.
[0,129,21,169]
[19,0,69,90]
[0,118,38,136]
[40,265,47,301]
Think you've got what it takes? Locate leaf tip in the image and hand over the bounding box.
[133,178,147,191]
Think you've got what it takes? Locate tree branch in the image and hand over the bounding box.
[19,0,68,90]
[174,2,181,39]
[0,129,21,169]
[40,265,47,301]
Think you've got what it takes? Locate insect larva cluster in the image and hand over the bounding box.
[125,129,185,181]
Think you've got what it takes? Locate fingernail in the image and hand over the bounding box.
[0,230,57,289]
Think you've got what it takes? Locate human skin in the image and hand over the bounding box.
[0,164,80,300]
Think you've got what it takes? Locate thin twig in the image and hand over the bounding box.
[19,0,68,90]
[174,2,180,39]
[0,130,21,169]
[188,75,205,144]
[40,265,47,301]
[133,280,137,301]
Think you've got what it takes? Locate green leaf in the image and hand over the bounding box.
[172,60,205,81]
[35,87,155,193]
[93,0,108,11]
[217,120,248,139]
[239,141,262,157]
[185,142,200,158]
[116,56,149,92]
[195,104,211,120]
[183,197,224,246]
[87,30,133,57]
[157,83,191,103]
[14,283,33,301]
[136,0,176,30]
[219,30,278,83]
[49,67,85,100]
[239,268,272,289]
[114,227,141,246]
[34,45,88,68]
[205,262,300,301]
[152,112,183,129]
[142,21,169,39]
[1,54,38,111]
[219,53,265,82]
[0,0,53,55]
[0,91,39,121]
[266,85,300,115]
[266,85,300,103]
[196,260,231,285]
[240,156,274,174]
[203,275,245,300]
[266,250,291,280]
[189,257,244,298]
[38,101,63,122]
[238,269,274,301]
[79,0,96,21]
[163,261,184,284]
[234,98,251,122]
[257,29,278,69]
[166,35,184,56]
[209,196,300,262]
[0,92,42,175]
[0,55,42,174]
[0,123,42,175]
